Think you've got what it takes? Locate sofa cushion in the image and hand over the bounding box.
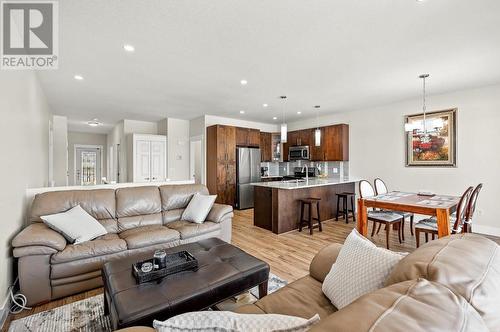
[181,193,217,224]
[309,279,488,332]
[116,186,162,231]
[206,203,234,223]
[119,225,180,249]
[322,229,405,309]
[166,220,221,240]
[154,311,320,332]
[41,205,108,244]
[159,184,209,210]
[385,233,500,331]
[29,189,117,232]
[236,275,336,319]
[51,233,127,264]
[309,243,343,283]
[163,208,184,224]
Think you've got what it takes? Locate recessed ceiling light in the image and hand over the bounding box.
[74,75,84,80]
[239,110,245,114]
[240,79,248,85]
[87,119,101,127]
[273,117,277,120]
[297,111,302,115]
[123,44,135,52]
[263,103,268,107]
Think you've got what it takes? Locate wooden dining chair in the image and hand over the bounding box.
[414,186,474,248]
[374,178,415,239]
[464,183,483,233]
[359,180,405,250]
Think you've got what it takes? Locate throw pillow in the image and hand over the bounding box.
[153,311,320,332]
[41,205,107,244]
[322,229,406,309]
[181,193,217,223]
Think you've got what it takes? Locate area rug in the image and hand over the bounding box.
[8,273,287,332]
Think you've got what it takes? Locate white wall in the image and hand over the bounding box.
[67,131,107,185]
[0,71,51,314]
[167,118,190,180]
[106,121,124,182]
[287,84,500,235]
[205,115,279,133]
[51,115,68,186]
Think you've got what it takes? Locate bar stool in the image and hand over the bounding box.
[299,198,322,235]
[335,192,356,223]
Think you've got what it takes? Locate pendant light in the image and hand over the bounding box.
[314,105,321,146]
[418,74,432,143]
[280,96,287,143]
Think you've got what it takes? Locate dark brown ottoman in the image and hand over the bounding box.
[102,238,270,330]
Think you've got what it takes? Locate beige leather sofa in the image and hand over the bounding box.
[119,233,500,332]
[12,184,233,306]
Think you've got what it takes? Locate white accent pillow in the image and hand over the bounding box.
[322,229,406,309]
[153,311,320,332]
[41,205,107,244]
[181,193,217,224]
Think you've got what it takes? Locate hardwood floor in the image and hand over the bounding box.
[3,209,499,331]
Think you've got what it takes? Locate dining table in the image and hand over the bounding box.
[357,191,460,238]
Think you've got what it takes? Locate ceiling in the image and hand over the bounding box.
[37,0,500,133]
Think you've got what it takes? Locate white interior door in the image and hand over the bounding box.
[150,140,166,182]
[75,147,101,185]
[135,140,151,182]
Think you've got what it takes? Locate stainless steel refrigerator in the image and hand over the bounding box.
[236,147,261,209]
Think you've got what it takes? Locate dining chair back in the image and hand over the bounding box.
[374,178,388,195]
[451,186,474,234]
[464,183,483,232]
[359,180,376,198]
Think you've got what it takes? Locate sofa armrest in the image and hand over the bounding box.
[12,223,67,252]
[206,203,234,223]
[309,243,343,283]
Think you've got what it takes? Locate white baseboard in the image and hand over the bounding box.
[473,224,500,237]
[0,296,9,331]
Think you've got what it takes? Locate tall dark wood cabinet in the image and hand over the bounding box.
[206,125,236,206]
[323,124,349,161]
[260,132,273,162]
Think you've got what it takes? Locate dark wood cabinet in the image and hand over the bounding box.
[323,124,349,161]
[310,127,325,161]
[207,125,236,206]
[236,127,260,147]
[282,124,349,161]
[260,132,273,162]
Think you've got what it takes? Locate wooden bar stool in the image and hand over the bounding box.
[335,192,356,223]
[299,198,322,235]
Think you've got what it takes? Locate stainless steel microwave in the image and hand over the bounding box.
[289,146,310,160]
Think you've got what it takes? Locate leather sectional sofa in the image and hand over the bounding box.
[11,184,233,306]
[119,233,500,331]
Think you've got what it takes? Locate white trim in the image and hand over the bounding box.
[0,296,9,331]
[473,224,500,237]
[73,144,104,185]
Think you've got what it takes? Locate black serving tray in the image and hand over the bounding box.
[132,251,198,284]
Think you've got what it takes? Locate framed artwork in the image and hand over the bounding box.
[405,108,457,167]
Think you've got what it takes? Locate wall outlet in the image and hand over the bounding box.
[333,167,339,174]
[477,209,483,216]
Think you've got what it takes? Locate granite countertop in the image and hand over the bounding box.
[251,177,361,190]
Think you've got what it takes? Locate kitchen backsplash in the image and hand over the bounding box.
[261,161,349,178]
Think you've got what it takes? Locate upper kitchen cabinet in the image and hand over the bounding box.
[260,132,273,162]
[323,124,349,161]
[236,127,260,147]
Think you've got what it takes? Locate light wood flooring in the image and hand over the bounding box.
[3,209,499,331]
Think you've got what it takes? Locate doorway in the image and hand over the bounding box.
[74,145,102,185]
[190,138,202,184]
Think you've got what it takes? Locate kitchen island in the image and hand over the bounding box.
[251,177,359,234]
